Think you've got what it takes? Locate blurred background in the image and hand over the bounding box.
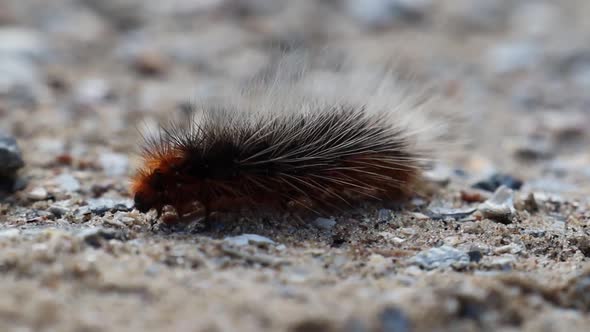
[1,0,589,187]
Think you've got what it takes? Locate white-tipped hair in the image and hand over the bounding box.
[192,50,456,165]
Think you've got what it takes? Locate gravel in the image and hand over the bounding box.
[27,187,48,201]
[472,173,523,192]
[312,217,337,230]
[224,234,276,246]
[477,185,516,223]
[0,134,24,177]
[408,245,470,270]
[54,173,81,192]
[0,134,24,192]
[78,227,127,247]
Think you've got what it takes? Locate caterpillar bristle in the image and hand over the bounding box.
[131,58,450,222]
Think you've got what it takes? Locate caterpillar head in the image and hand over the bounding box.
[131,167,168,215]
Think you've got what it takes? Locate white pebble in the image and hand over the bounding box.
[55,173,81,192]
[28,187,48,200]
[224,234,275,246]
[312,217,336,230]
[478,185,516,222]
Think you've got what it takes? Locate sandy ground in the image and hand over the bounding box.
[0,0,589,331]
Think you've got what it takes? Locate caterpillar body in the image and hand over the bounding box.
[131,59,448,222]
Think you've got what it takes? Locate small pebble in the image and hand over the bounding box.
[55,173,81,192]
[427,206,476,221]
[494,243,523,255]
[377,209,393,221]
[410,212,429,221]
[512,138,553,161]
[224,234,275,247]
[0,134,24,176]
[478,185,516,223]
[85,198,133,215]
[78,227,126,248]
[522,192,539,212]
[25,210,46,223]
[312,217,336,230]
[460,189,489,203]
[408,245,470,270]
[423,164,452,186]
[55,153,73,165]
[48,204,70,218]
[463,222,483,234]
[573,236,590,257]
[0,134,25,192]
[523,229,546,238]
[28,187,48,201]
[91,182,113,197]
[467,250,483,263]
[487,256,516,271]
[378,232,405,245]
[399,227,416,236]
[113,212,138,226]
[472,173,523,192]
[133,51,168,76]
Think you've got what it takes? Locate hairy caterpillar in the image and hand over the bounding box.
[131,57,449,222]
